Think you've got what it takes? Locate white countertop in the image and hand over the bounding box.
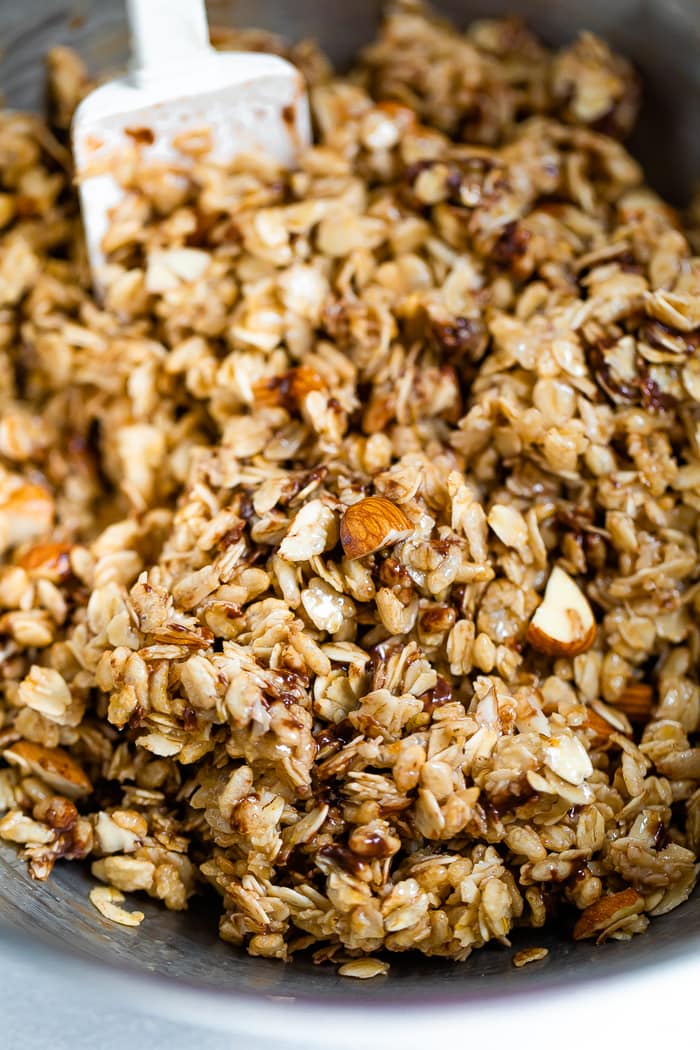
[0,954,303,1050]
[1,947,698,1050]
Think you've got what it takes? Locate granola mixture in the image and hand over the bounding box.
[1,3,699,969]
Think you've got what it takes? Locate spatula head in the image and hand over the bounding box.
[73,51,310,288]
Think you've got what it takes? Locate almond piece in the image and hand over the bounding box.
[583,707,616,744]
[616,682,653,723]
[573,887,644,941]
[0,193,16,230]
[527,566,596,657]
[3,740,92,799]
[145,247,209,292]
[18,542,72,581]
[544,732,593,785]
[0,483,54,551]
[340,497,413,561]
[253,366,325,410]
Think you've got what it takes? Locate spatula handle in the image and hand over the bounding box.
[127,0,213,82]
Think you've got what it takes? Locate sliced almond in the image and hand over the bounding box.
[572,887,644,941]
[527,566,596,657]
[3,740,92,799]
[340,497,413,561]
[616,682,654,723]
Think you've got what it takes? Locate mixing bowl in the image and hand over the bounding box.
[1,2,699,1046]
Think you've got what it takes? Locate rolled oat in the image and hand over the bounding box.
[0,1,698,972]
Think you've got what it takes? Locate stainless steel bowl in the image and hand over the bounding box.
[1,2,700,1045]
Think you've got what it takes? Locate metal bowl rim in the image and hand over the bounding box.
[2,913,700,1022]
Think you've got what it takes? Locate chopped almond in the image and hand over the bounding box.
[3,740,92,799]
[616,682,654,723]
[340,496,413,560]
[527,566,596,657]
[583,707,616,744]
[0,483,54,551]
[253,366,325,410]
[573,887,644,940]
[18,541,72,580]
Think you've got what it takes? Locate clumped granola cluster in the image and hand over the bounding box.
[0,2,699,972]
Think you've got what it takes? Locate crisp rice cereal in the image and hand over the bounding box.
[0,1,699,973]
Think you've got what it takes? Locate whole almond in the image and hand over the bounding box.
[573,887,644,941]
[616,682,653,723]
[4,740,92,799]
[340,497,413,560]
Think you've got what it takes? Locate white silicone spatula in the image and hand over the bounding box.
[72,0,311,290]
